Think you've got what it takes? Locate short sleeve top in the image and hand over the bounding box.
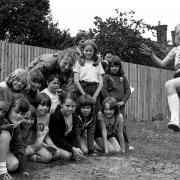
[73,61,105,83]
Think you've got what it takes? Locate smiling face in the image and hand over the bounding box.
[8,106,26,125]
[103,103,115,119]
[37,104,49,117]
[21,111,35,130]
[83,45,94,60]
[12,77,25,91]
[175,24,180,46]
[61,98,76,117]
[80,106,91,118]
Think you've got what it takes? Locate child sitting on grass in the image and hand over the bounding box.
[49,92,83,161]
[0,87,30,180]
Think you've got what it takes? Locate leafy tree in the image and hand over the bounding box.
[89,9,171,69]
[0,0,73,49]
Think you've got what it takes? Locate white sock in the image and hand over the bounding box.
[168,94,179,124]
[0,162,7,175]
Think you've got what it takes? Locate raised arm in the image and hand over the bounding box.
[139,44,172,68]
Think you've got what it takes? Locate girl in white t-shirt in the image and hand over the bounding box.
[74,39,105,113]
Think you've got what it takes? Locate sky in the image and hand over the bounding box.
[49,0,180,43]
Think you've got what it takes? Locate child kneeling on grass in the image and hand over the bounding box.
[0,88,30,180]
[75,95,96,155]
[95,97,125,155]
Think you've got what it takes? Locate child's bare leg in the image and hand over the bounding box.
[108,137,121,153]
[0,130,11,176]
[53,147,72,160]
[6,152,19,172]
[95,137,114,154]
[165,78,180,131]
[80,136,88,154]
[94,141,102,151]
[29,147,52,163]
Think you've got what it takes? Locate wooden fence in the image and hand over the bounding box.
[0,41,174,122]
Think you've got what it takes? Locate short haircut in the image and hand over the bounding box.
[47,73,60,83]
[103,49,115,57]
[76,94,95,116]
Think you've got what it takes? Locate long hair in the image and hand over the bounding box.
[101,97,119,116]
[78,39,99,66]
[29,69,45,87]
[107,55,124,76]
[21,105,37,143]
[6,68,30,93]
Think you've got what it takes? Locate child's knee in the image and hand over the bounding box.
[41,151,52,163]
[164,80,175,90]
[114,146,121,153]
[0,130,11,143]
[7,157,19,172]
[108,146,115,154]
[81,146,88,154]
[57,150,72,160]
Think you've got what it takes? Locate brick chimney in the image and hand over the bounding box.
[171,31,175,46]
[156,21,167,44]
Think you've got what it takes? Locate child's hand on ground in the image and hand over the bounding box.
[72,147,83,160]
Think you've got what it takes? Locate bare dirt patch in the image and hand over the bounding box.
[14,121,180,180]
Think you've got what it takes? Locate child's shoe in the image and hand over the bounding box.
[168,119,180,132]
[0,173,13,180]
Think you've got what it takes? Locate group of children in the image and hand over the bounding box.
[0,38,132,179]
